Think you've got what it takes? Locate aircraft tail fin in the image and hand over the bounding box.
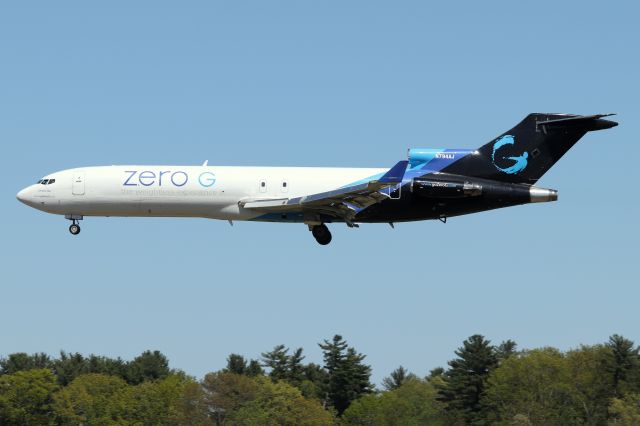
[442,113,618,184]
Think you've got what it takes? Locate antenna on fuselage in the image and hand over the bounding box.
[202,160,208,166]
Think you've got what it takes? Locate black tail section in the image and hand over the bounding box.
[442,113,618,184]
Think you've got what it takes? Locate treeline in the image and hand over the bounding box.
[1,334,640,425]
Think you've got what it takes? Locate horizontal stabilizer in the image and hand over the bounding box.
[536,113,618,131]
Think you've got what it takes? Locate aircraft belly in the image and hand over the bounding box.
[356,189,529,223]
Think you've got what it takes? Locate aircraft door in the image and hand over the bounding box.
[72,172,85,195]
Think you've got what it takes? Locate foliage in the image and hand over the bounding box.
[1,334,640,425]
[606,335,640,397]
[495,340,517,362]
[0,352,53,374]
[52,373,131,425]
[227,376,334,425]
[484,348,579,425]
[319,335,372,414]
[126,350,171,384]
[342,378,446,426]
[438,334,498,424]
[224,353,264,377]
[381,366,417,391]
[608,393,640,425]
[127,373,196,425]
[202,371,260,424]
[0,368,57,426]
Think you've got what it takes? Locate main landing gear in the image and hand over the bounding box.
[311,224,332,245]
[69,222,81,235]
[65,214,83,236]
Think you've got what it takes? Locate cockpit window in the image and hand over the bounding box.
[36,178,56,185]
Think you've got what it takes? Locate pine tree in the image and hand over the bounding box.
[496,340,517,362]
[319,335,372,415]
[261,345,290,382]
[125,350,170,384]
[224,354,264,377]
[438,334,498,424]
[287,348,306,386]
[225,354,249,375]
[427,367,445,380]
[382,366,416,390]
[0,352,52,374]
[245,359,264,377]
[606,334,639,396]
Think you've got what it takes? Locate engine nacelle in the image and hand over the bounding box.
[412,178,482,198]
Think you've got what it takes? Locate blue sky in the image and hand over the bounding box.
[1,1,638,384]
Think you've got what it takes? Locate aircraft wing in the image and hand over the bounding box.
[239,160,408,224]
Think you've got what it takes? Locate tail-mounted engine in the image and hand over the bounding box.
[412,178,482,198]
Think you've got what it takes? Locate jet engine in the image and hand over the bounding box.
[412,178,482,198]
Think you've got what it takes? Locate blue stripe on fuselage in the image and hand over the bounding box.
[250,150,473,222]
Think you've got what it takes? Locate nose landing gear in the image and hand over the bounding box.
[65,214,83,236]
[311,224,332,245]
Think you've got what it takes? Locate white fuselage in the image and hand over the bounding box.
[16,166,386,222]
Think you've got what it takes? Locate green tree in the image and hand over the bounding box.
[0,352,52,374]
[381,366,416,391]
[427,367,445,380]
[565,345,613,423]
[606,334,640,397]
[225,353,250,375]
[438,334,498,424]
[339,393,380,426]
[342,379,446,426]
[246,359,264,377]
[53,351,89,386]
[226,377,334,426]
[484,348,578,425]
[608,393,640,425]
[0,368,58,426]
[128,373,200,425]
[496,340,517,362]
[126,350,170,384]
[287,347,306,386]
[224,354,264,377]
[85,354,128,379]
[319,335,372,415]
[52,373,131,425]
[173,380,211,426]
[299,362,329,401]
[202,371,259,425]
[261,344,291,381]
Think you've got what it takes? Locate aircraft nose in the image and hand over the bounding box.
[16,187,30,204]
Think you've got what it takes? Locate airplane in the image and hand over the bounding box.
[16,113,617,245]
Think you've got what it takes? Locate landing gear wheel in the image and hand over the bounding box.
[69,224,81,235]
[311,224,332,245]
